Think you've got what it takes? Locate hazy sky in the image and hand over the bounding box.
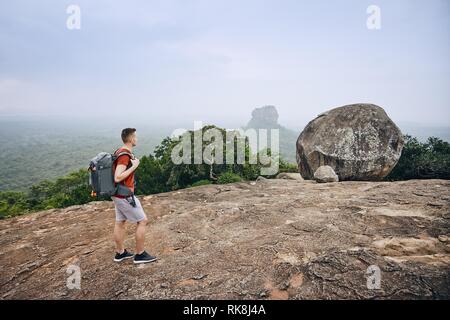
[0,0,449,128]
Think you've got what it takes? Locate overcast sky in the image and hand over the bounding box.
[0,0,449,128]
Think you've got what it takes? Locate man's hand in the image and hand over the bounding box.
[131,158,140,168]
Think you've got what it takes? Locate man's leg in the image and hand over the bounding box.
[118,196,156,263]
[135,218,148,254]
[114,220,126,253]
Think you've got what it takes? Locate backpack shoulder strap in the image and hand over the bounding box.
[113,149,134,171]
[113,148,133,160]
[112,148,135,191]
[116,151,133,158]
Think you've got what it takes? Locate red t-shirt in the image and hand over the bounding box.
[112,147,134,198]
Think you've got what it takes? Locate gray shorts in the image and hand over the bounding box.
[111,196,147,223]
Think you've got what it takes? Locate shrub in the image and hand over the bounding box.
[189,180,212,187]
[388,135,450,180]
[279,160,298,173]
[0,191,30,219]
[217,172,243,184]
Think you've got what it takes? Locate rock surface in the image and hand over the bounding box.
[314,166,339,183]
[0,179,449,300]
[296,104,404,181]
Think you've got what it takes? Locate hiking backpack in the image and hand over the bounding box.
[88,149,134,198]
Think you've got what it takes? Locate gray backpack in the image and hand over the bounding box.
[88,150,133,198]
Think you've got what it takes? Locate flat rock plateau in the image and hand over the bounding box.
[1,179,449,299]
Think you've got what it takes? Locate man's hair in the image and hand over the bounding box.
[121,128,136,143]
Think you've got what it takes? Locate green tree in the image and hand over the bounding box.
[0,191,30,219]
[135,155,170,195]
[388,135,450,180]
[28,169,91,210]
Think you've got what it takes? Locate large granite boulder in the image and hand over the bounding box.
[296,104,404,181]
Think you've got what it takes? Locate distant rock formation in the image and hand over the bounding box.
[246,105,280,129]
[296,104,404,181]
[245,105,298,163]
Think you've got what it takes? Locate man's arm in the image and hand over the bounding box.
[114,158,139,183]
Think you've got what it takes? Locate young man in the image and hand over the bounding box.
[112,128,157,264]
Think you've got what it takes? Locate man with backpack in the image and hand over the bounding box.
[111,128,157,264]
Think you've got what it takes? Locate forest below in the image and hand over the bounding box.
[0,122,449,219]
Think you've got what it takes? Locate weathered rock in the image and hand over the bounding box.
[246,105,279,129]
[0,179,449,299]
[296,104,404,181]
[245,105,299,163]
[314,165,339,183]
[276,172,304,181]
